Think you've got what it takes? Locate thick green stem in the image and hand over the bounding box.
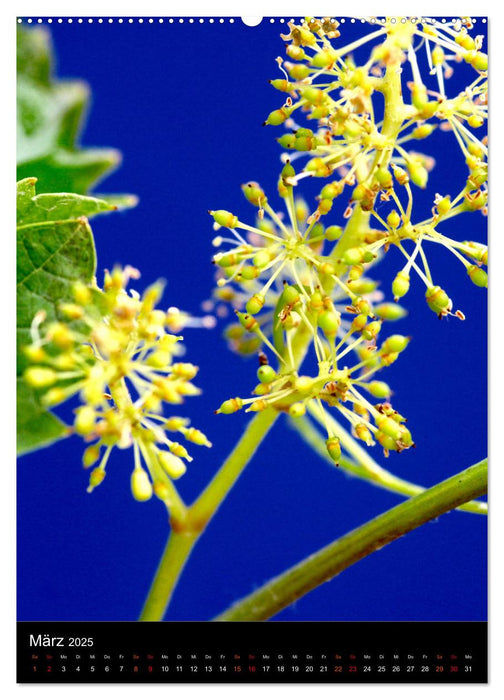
[139,407,279,620]
[139,531,197,621]
[214,459,488,621]
[290,414,487,515]
[188,407,279,531]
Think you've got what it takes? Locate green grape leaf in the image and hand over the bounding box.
[16,379,70,455]
[16,26,135,200]
[17,176,119,226]
[16,178,108,455]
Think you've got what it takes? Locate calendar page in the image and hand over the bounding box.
[16,14,488,683]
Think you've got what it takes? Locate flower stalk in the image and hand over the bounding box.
[214,458,487,621]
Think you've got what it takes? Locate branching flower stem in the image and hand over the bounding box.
[213,459,488,621]
[138,62,474,622]
[290,412,487,516]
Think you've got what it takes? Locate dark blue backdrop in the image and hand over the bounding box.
[17,17,487,622]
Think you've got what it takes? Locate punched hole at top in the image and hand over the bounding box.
[241,17,263,26]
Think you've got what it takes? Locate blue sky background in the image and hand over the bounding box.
[17,17,487,622]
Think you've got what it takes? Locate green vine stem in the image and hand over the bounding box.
[214,458,488,621]
[139,407,279,621]
[289,411,487,516]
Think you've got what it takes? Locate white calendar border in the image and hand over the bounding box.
[2,1,501,698]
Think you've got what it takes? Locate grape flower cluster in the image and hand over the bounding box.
[23,266,212,506]
[208,16,487,463]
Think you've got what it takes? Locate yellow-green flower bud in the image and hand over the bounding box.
[425,285,451,315]
[467,264,488,288]
[253,250,273,268]
[169,442,191,460]
[411,83,428,111]
[48,323,74,350]
[269,78,294,92]
[325,436,341,465]
[164,417,190,431]
[241,181,267,206]
[355,423,373,445]
[392,270,410,300]
[73,280,92,305]
[59,303,84,320]
[392,165,409,186]
[153,481,170,501]
[236,311,259,333]
[217,397,243,414]
[209,210,238,228]
[367,381,391,399]
[263,106,293,126]
[277,134,297,150]
[353,279,377,297]
[375,167,393,189]
[289,402,306,418]
[456,32,475,51]
[470,52,488,71]
[183,427,212,446]
[286,63,310,80]
[374,303,407,321]
[83,444,101,468]
[306,157,332,177]
[158,452,187,479]
[282,285,301,307]
[325,225,343,241]
[381,335,410,354]
[42,388,67,407]
[286,45,306,61]
[407,161,428,189]
[131,468,153,501]
[387,210,401,229]
[380,352,399,367]
[23,345,46,363]
[147,351,172,369]
[317,199,333,215]
[436,196,451,216]
[412,124,435,140]
[257,365,276,384]
[376,415,404,441]
[464,190,487,211]
[362,321,381,341]
[281,161,296,181]
[348,265,365,282]
[311,48,338,67]
[375,430,399,453]
[468,115,484,128]
[318,261,335,276]
[87,467,106,493]
[239,265,259,281]
[246,293,266,315]
[318,310,341,338]
[254,383,271,396]
[24,367,57,388]
[282,310,301,330]
[342,247,374,265]
[351,314,368,333]
[301,87,326,105]
[248,399,268,412]
[320,182,343,201]
[74,406,97,435]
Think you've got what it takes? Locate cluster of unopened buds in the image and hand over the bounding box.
[207,15,487,464]
[23,266,211,505]
[208,174,415,459]
[263,16,488,309]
